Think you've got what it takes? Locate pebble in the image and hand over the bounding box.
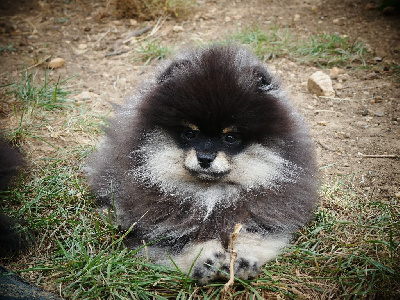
[78,43,87,50]
[294,14,300,21]
[395,192,400,199]
[307,71,335,97]
[338,73,350,82]
[173,25,184,32]
[74,91,98,102]
[330,67,344,79]
[365,3,376,10]
[317,120,327,126]
[333,82,343,90]
[373,111,384,117]
[364,72,380,80]
[48,57,65,69]
[383,6,395,15]
[224,16,231,22]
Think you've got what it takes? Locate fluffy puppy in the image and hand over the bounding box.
[87,45,317,284]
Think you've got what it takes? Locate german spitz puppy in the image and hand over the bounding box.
[87,45,317,284]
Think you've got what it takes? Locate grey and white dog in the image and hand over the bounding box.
[87,45,317,284]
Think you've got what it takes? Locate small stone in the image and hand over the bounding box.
[364,72,380,80]
[294,14,300,21]
[307,71,335,97]
[382,6,395,15]
[330,67,345,79]
[374,111,384,117]
[339,73,350,82]
[317,120,327,126]
[78,43,87,50]
[395,192,400,199]
[360,109,369,116]
[333,83,343,90]
[332,18,340,24]
[48,57,65,69]
[373,57,383,62]
[365,3,376,10]
[74,91,98,102]
[224,16,231,22]
[130,19,137,26]
[311,6,318,12]
[173,25,184,32]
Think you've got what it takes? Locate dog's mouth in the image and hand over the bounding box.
[187,169,230,181]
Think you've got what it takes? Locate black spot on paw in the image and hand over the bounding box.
[214,252,225,259]
[221,264,229,273]
[192,267,204,279]
[204,259,214,270]
[251,262,259,272]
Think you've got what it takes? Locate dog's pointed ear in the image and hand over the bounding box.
[157,59,192,84]
[251,66,277,92]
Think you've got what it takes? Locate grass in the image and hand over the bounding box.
[1,70,76,144]
[0,43,16,52]
[134,40,171,65]
[228,26,369,68]
[2,156,398,298]
[0,38,398,298]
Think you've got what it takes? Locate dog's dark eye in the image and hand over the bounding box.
[224,133,240,144]
[183,130,197,140]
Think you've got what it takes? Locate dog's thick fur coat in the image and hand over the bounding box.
[87,45,317,283]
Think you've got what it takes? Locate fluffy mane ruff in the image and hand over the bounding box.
[130,129,303,220]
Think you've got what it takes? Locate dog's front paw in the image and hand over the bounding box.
[232,256,261,280]
[191,251,228,284]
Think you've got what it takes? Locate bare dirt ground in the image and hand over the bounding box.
[0,0,399,296]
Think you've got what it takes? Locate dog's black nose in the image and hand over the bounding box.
[197,152,216,169]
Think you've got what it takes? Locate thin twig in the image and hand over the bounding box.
[123,26,152,44]
[223,223,242,293]
[26,55,52,71]
[12,15,38,35]
[104,50,129,57]
[314,109,343,116]
[148,17,167,37]
[317,140,336,152]
[93,27,112,48]
[358,152,398,159]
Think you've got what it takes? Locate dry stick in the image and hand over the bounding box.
[223,223,243,293]
[317,140,336,152]
[358,152,398,159]
[93,27,111,48]
[122,26,153,44]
